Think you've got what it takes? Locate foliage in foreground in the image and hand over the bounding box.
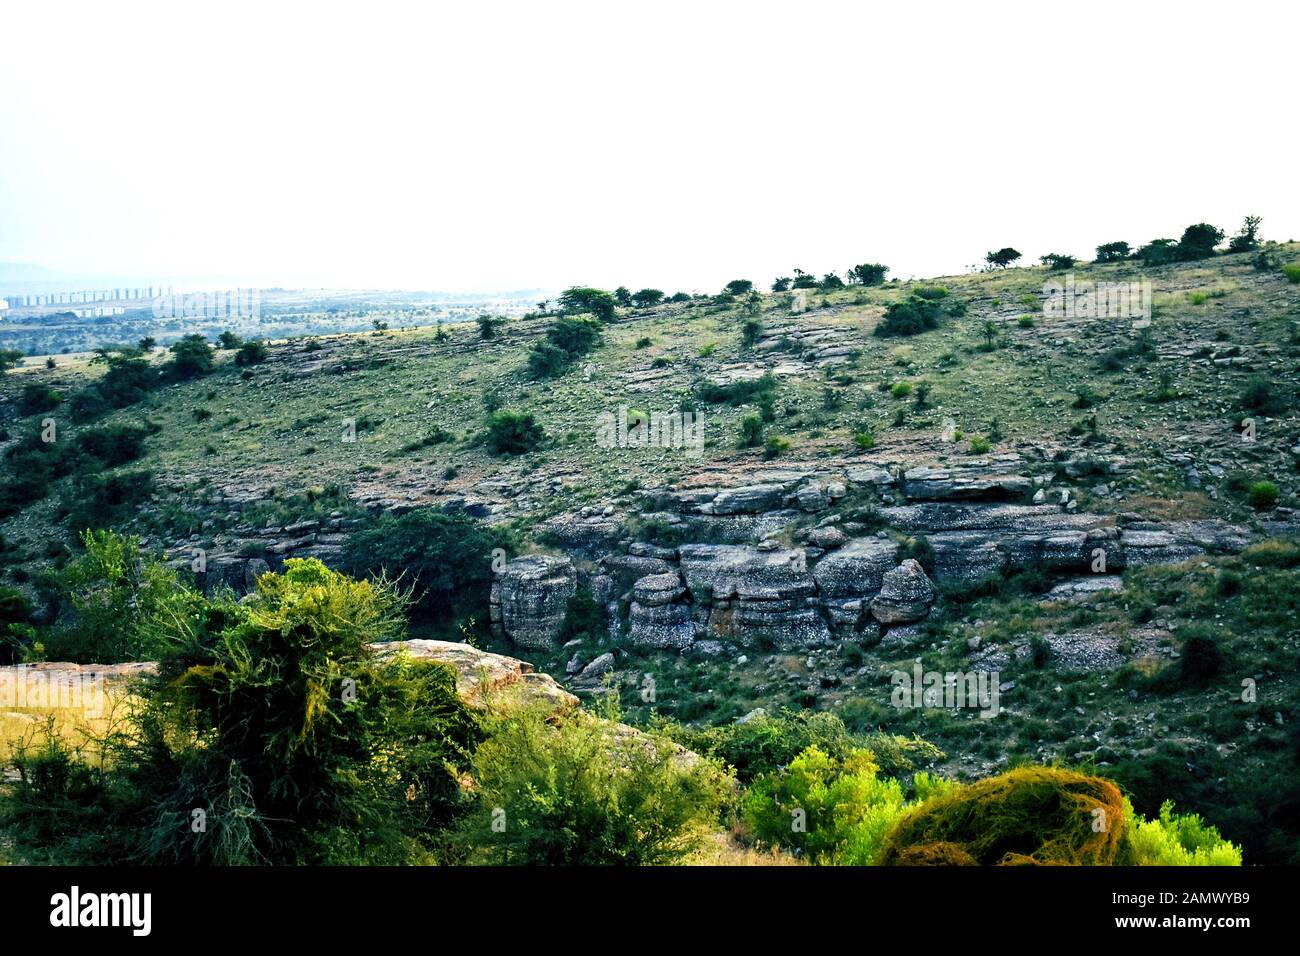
[3,559,483,865]
[456,696,733,865]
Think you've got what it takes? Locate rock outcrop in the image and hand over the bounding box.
[489,554,577,649]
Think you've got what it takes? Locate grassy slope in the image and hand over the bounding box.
[2,245,1299,861]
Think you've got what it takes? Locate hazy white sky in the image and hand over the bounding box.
[1,0,1295,293]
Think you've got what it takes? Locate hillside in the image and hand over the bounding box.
[1,242,1298,863]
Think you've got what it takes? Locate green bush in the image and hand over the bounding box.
[458,700,731,865]
[61,469,154,532]
[1283,263,1300,283]
[341,509,516,629]
[166,335,214,379]
[42,530,192,663]
[878,766,1126,865]
[763,435,791,459]
[874,296,945,337]
[233,340,268,366]
[3,559,484,865]
[697,372,777,405]
[16,383,63,415]
[1121,800,1242,865]
[738,414,764,448]
[743,745,957,864]
[889,381,912,398]
[1248,480,1279,510]
[487,409,544,454]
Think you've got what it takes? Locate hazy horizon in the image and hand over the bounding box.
[3,1,1296,294]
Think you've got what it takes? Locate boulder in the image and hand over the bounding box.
[870,559,936,625]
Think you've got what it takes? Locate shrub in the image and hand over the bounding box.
[874,297,945,337]
[743,746,919,864]
[342,509,516,628]
[486,410,544,455]
[61,469,154,532]
[698,372,776,406]
[763,435,791,459]
[889,381,913,399]
[1094,241,1131,263]
[1179,627,1224,681]
[1121,800,1241,865]
[631,288,664,308]
[233,340,268,366]
[1247,480,1279,510]
[3,560,484,865]
[74,423,151,468]
[1040,253,1075,270]
[854,431,876,450]
[738,414,764,448]
[1239,377,1280,414]
[16,383,63,415]
[878,766,1126,865]
[1137,238,1179,266]
[724,279,754,296]
[527,315,603,378]
[968,436,991,454]
[1226,216,1262,254]
[166,335,214,379]
[1176,222,1224,261]
[42,530,189,663]
[1282,263,1300,284]
[476,315,502,339]
[458,700,731,865]
[741,318,764,349]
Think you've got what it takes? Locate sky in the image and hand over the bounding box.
[1,0,1296,294]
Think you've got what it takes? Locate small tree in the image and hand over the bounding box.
[1040,253,1075,270]
[631,288,664,308]
[233,340,268,367]
[476,314,503,339]
[1176,223,1224,261]
[0,349,25,372]
[1094,241,1130,263]
[848,263,889,286]
[217,330,243,349]
[723,279,754,296]
[771,277,792,292]
[980,319,999,350]
[1137,238,1179,266]
[613,286,633,307]
[166,335,214,379]
[559,287,616,321]
[741,318,764,349]
[738,414,765,448]
[985,248,1022,269]
[1227,215,1262,254]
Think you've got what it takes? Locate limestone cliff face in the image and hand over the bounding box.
[167,453,1283,657]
